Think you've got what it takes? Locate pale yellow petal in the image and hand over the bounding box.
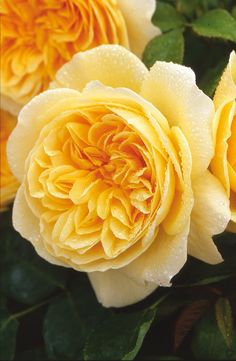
[13,185,66,267]
[188,171,231,264]
[214,51,236,109]
[51,45,148,93]
[89,270,157,308]
[141,62,214,178]
[117,0,161,57]
[121,223,189,287]
[7,88,80,182]
[211,101,234,193]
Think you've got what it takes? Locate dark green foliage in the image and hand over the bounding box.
[143,0,235,96]
[0,310,19,360]
[143,29,184,68]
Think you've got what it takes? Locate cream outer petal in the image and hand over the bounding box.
[7,88,80,182]
[122,223,189,287]
[51,45,148,93]
[89,270,157,308]
[13,185,67,267]
[214,51,236,109]
[140,61,214,179]
[117,0,161,57]
[188,171,231,264]
[89,223,189,308]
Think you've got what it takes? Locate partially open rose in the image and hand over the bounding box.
[0,109,19,211]
[8,46,230,307]
[0,0,159,114]
[211,51,236,232]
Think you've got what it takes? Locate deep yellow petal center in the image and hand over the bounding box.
[0,0,129,105]
[23,97,193,271]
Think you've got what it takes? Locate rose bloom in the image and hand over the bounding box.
[8,46,230,307]
[0,109,19,211]
[211,51,236,233]
[0,0,159,115]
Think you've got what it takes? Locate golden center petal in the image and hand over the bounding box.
[0,0,129,105]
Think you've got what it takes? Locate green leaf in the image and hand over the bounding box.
[0,310,19,361]
[177,0,198,18]
[199,58,227,97]
[215,298,234,349]
[232,6,236,20]
[18,348,48,360]
[43,295,86,360]
[177,0,233,18]
[0,295,6,310]
[0,260,67,305]
[155,357,183,361]
[0,209,13,230]
[0,228,68,304]
[192,9,236,43]
[84,308,156,361]
[44,275,110,360]
[191,307,236,360]
[68,275,108,332]
[143,29,184,68]
[152,2,186,32]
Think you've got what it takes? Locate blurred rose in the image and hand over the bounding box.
[211,51,236,232]
[0,109,19,211]
[8,46,230,307]
[0,0,159,114]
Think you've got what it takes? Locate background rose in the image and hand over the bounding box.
[0,109,19,211]
[8,45,230,308]
[0,0,160,115]
[211,51,236,231]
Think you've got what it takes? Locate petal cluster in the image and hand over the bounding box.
[211,51,236,228]
[0,109,19,211]
[0,0,159,113]
[8,46,230,307]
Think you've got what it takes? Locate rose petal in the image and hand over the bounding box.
[227,221,236,233]
[0,93,22,116]
[214,51,236,109]
[122,223,189,287]
[13,185,66,267]
[188,171,230,264]
[89,269,157,308]
[141,61,214,178]
[89,222,189,307]
[117,0,161,57]
[7,88,80,181]
[51,45,148,93]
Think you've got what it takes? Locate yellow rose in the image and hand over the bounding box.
[211,51,236,232]
[0,109,19,211]
[0,0,159,114]
[8,46,230,307]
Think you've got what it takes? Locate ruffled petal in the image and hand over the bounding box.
[141,61,214,178]
[117,0,161,57]
[188,171,231,264]
[0,93,22,116]
[214,51,236,109]
[89,270,157,308]
[13,185,66,267]
[89,222,189,307]
[51,45,148,93]
[7,88,80,181]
